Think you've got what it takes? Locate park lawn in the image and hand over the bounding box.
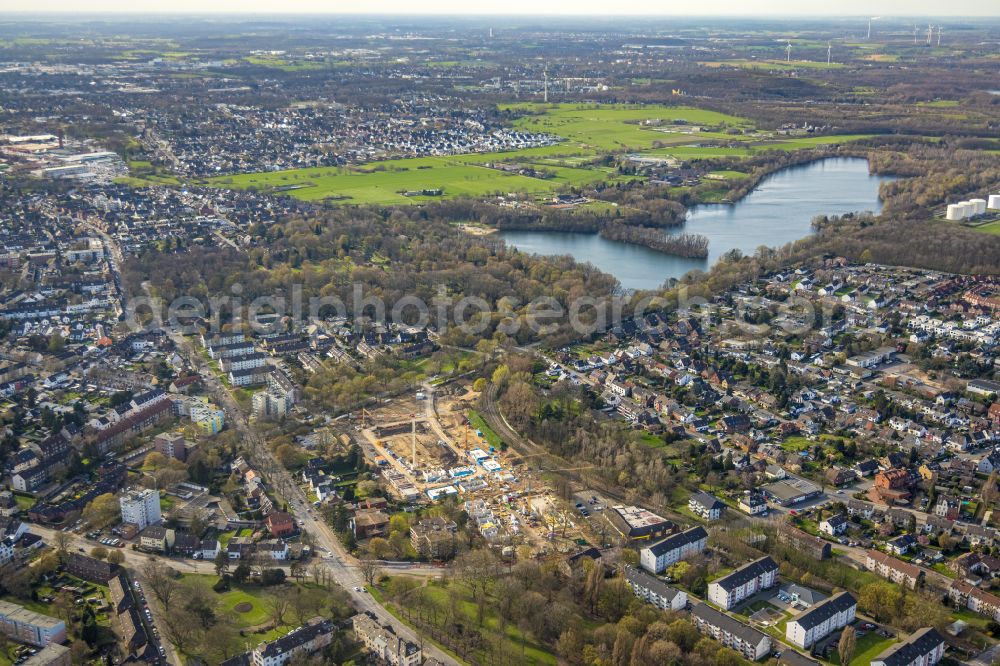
[706,170,749,179]
[468,410,504,450]
[179,574,285,629]
[831,631,896,665]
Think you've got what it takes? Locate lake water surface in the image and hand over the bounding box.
[499,157,894,290]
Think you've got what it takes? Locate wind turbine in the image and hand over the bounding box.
[785,41,792,63]
[827,42,832,65]
[913,25,918,44]
[543,67,549,103]
[937,26,942,47]
[927,24,934,45]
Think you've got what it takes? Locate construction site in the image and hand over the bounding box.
[347,381,601,556]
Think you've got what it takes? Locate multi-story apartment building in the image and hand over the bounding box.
[785,592,857,649]
[708,556,779,610]
[119,488,161,530]
[688,491,726,521]
[949,581,1000,621]
[352,611,422,666]
[690,602,771,661]
[624,566,688,612]
[251,617,335,666]
[865,551,925,590]
[639,526,708,574]
[870,627,945,666]
[0,601,66,647]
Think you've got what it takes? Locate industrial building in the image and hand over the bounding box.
[605,504,674,540]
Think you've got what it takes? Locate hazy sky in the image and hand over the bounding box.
[8,0,999,15]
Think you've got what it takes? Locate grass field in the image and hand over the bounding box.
[178,573,293,647]
[972,219,1000,235]
[830,631,896,665]
[203,149,605,205]
[468,409,504,449]
[200,103,871,204]
[502,103,751,152]
[780,435,816,452]
[704,58,845,71]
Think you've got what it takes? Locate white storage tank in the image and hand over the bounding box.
[989,194,1000,210]
[960,202,975,218]
[946,203,964,220]
[969,199,987,216]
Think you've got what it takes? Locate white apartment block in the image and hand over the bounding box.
[639,526,708,574]
[785,591,857,648]
[624,566,688,612]
[708,556,779,610]
[119,488,161,530]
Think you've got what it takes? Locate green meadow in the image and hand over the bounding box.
[200,103,872,204]
[501,102,752,152]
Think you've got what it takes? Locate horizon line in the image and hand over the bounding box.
[2,11,998,18]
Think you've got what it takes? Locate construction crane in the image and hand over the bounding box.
[410,413,417,468]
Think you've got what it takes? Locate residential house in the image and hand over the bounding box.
[0,600,66,647]
[410,518,458,560]
[819,514,848,536]
[688,491,726,521]
[350,510,390,539]
[249,617,335,666]
[139,525,175,552]
[739,491,768,516]
[264,512,296,538]
[886,534,916,556]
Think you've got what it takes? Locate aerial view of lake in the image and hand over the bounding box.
[499,157,895,291]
